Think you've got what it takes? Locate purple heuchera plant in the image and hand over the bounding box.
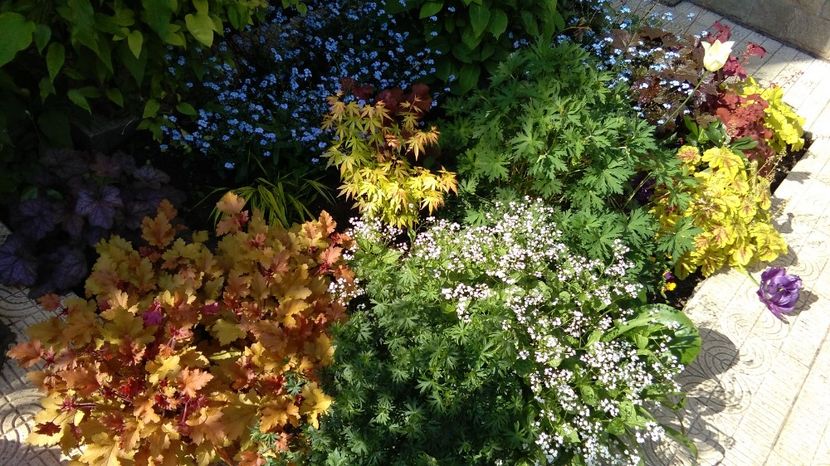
[757,267,802,319]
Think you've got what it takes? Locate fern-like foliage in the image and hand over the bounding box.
[441,41,693,284]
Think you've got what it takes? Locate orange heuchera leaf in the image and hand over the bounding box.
[260,396,301,432]
[177,367,213,397]
[141,211,176,248]
[237,450,266,466]
[157,199,178,221]
[37,293,62,311]
[186,407,226,445]
[300,382,333,429]
[216,191,246,216]
[7,340,43,368]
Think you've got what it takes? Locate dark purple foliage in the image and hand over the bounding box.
[0,236,37,286]
[133,165,171,186]
[0,149,183,296]
[75,185,124,229]
[11,198,62,241]
[48,247,89,291]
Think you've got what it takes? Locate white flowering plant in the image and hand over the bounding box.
[307,199,700,465]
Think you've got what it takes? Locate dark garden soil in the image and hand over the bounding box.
[660,132,814,310]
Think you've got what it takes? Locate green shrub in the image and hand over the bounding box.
[309,200,700,465]
[0,0,275,160]
[388,0,566,93]
[441,41,696,281]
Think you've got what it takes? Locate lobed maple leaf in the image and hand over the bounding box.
[141,211,176,248]
[37,294,63,312]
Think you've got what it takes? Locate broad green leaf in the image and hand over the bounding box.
[185,12,214,46]
[520,11,538,36]
[106,88,124,107]
[33,25,51,54]
[457,63,480,94]
[606,304,701,365]
[142,0,175,39]
[419,1,443,18]
[193,0,209,13]
[487,8,508,38]
[176,102,197,115]
[46,43,65,82]
[67,88,92,113]
[469,4,491,37]
[143,99,160,118]
[127,30,143,58]
[0,13,36,67]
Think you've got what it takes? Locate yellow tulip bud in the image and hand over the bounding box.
[701,39,735,72]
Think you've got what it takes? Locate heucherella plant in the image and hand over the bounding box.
[308,199,700,465]
[653,145,787,278]
[7,194,356,465]
[735,78,806,154]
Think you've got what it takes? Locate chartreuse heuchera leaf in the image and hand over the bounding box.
[653,145,786,278]
[7,193,358,465]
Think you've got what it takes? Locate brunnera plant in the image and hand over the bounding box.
[7,193,356,466]
[388,0,566,93]
[322,83,457,229]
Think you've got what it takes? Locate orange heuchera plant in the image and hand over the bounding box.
[7,193,355,465]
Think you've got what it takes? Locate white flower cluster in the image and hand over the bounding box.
[351,199,686,464]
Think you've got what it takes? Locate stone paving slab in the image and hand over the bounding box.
[1,1,829,465]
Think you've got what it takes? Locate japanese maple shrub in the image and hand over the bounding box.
[309,200,700,465]
[323,83,457,228]
[7,193,355,465]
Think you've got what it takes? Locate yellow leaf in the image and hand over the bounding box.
[146,354,181,385]
[300,383,333,429]
[78,433,134,466]
[216,191,246,215]
[212,319,246,345]
[260,397,300,432]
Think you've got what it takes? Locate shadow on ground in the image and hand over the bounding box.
[644,327,740,465]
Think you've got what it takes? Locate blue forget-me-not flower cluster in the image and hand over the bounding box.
[161,0,439,172]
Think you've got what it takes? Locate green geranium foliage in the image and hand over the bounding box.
[307,200,700,465]
[441,41,698,283]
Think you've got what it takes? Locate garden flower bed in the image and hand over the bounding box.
[0,0,824,464]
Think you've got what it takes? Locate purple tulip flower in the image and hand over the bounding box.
[757,267,802,320]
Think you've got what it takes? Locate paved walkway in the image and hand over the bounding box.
[626,1,830,465]
[1,1,829,464]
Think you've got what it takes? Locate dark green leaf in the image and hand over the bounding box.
[46,43,65,82]
[419,1,443,19]
[487,9,508,38]
[469,4,491,37]
[0,13,36,67]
